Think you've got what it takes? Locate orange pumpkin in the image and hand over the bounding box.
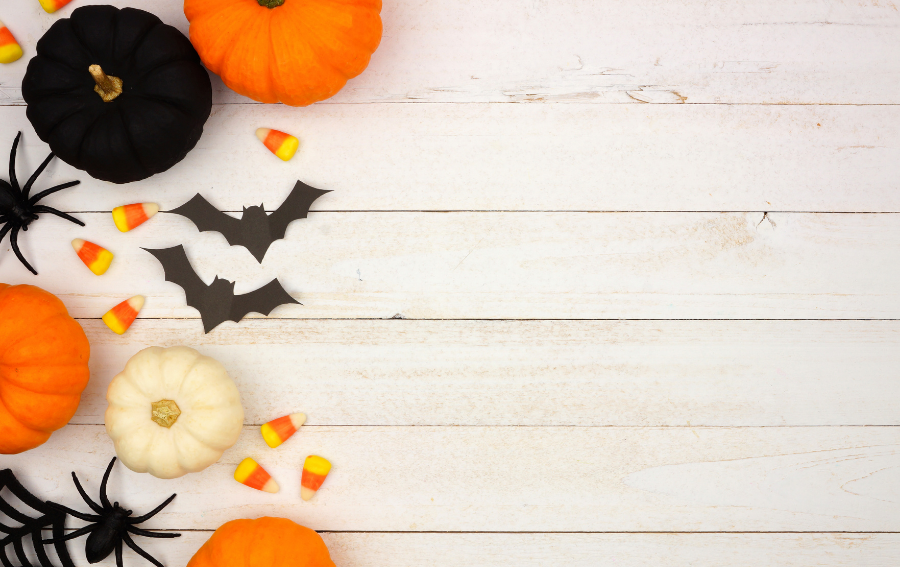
[0,284,91,454]
[183,0,383,106]
[188,518,335,567]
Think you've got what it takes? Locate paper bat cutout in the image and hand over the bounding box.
[143,245,299,333]
[168,180,330,263]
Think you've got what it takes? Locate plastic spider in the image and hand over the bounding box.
[46,458,181,567]
[1,131,83,275]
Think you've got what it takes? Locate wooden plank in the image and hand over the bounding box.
[1,0,899,105]
[70,319,900,427]
[2,211,899,319]
[3,425,900,531]
[30,532,900,567]
[2,105,900,213]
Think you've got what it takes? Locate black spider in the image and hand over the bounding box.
[45,458,180,567]
[1,131,83,275]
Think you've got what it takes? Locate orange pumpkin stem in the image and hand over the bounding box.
[89,64,123,102]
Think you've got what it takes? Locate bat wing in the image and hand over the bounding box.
[267,180,331,242]
[168,194,244,247]
[229,279,300,323]
[143,246,210,315]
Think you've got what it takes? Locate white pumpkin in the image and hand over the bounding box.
[105,346,244,479]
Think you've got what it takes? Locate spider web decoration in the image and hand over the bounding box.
[0,469,74,567]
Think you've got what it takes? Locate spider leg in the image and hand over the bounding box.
[9,131,20,193]
[123,531,165,567]
[127,526,181,539]
[32,205,85,227]
[9,226,37,275]
[0,223,10,244]
[20,152,55,201]
[128,494,176,524]
[116,540,123,567]
[45,501,102,522]
[99,457,116,510]
[42,523,97,544]
[27,180,81,206]
[72,470,105,514]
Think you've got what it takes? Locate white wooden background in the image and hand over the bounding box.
[2,0,900,565]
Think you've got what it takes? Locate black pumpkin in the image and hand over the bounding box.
[22,6,212,184]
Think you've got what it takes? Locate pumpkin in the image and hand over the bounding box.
[21,5,213,184]
[183,0,383,106]
[188,518,335,567]
[0,284,90,454]
[105,346,244,479]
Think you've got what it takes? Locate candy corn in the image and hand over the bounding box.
[256,128,299,161]
[102,296,144,335]
[301,455,331,501]
[112,202,159,232]
[234,458,279,493]
[72,239,114,275]
[261,413,306,448]
[38,0,74,14]
[0,20,23,64]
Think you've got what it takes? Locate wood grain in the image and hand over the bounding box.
[1,0,899,105]
[2,105,899,213]
[3,425,900,532]
[31,532,900,567]
[69,319,900,427]
[2,211,898,319]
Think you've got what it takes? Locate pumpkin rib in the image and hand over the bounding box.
[34,21,89,73]
[0,395,51,454]
[0,379,80,431]
[269,15,346,105]
[0,309,74,362]
[286,2,379,75]
[117,103,158,175]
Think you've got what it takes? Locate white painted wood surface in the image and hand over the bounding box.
[2,105,900,212]
[2,211,899,319]
[1,0,900,106]
[13,425,900,532]
[73,320,900,426]
[1,0,899,565]
[24,532,900,567]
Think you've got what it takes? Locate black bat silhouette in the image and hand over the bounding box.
[168,180,330,263]
[143,245,299,333]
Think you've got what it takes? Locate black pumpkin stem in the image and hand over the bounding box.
[89,65,124,102]
[258,0,285,7]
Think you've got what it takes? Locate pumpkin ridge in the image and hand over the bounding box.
[0,392,43,435]
[35,21,90,73]
[116,103,160,175]
[277,2,369,81]
[0,310,62,361]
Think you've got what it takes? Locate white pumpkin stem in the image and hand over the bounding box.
[151,400,181,428]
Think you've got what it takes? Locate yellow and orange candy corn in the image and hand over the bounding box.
[301,455,331,501]
[234,458,279,493]
[261,413,306,448]
[39,0,74,14]
[0,20,23,64]
[112,202,159,232]
[72,239,114,275]
[102,296,144,335]
[256,128,299,162]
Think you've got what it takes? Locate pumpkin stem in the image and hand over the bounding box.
[89,65,123,102]
[151,400,181,428]
[257,0,285,7]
